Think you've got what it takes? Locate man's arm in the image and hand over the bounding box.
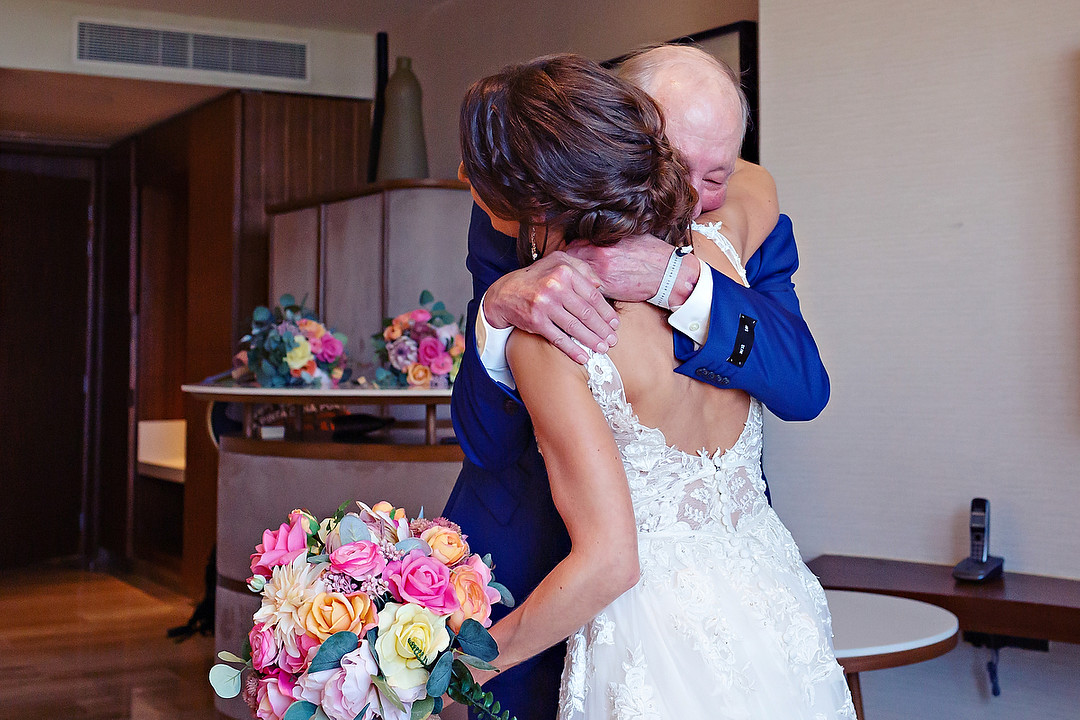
[673,214,830,421]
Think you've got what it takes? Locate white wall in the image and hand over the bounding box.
[761,1,1080,717]
[383,0,756,179]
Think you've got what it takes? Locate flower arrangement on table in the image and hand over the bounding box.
[236,294,351,389]
[370,291,464,389]
[210,500,516,720]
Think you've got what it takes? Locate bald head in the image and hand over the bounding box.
[618,44,747,215]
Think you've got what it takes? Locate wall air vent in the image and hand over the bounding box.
[76,20,308,81]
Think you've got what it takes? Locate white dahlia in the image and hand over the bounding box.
[253,555,326,655]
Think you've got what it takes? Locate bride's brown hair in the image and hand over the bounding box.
[459,53,696,265]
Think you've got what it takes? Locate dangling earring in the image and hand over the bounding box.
[530,225,539,261]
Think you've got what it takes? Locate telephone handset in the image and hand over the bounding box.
[953,497,1004,582]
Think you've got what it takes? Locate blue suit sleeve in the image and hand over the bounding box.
[674,214,830,421]
[450,204,534,470]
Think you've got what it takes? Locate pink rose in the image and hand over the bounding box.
[249,623,279,672]
[256,669,298,720]
[277,631,320,675]
[385,549,460,615]
[316,333,344,363]
[250,516,309,578]
[409,308,432,323]
[329,541,386,580]
[416,336,445,366]
[429,353,453,376]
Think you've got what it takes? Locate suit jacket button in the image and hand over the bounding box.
[696,368,707,377]
[719,377,730,385]
[503,398,518,414]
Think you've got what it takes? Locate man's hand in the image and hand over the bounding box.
[567,234,700,308]
[484,251,620,364]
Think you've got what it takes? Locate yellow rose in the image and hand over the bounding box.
[285,336,315,370]
[406,362,432,387]
[299,591,378,641]
[375,602,451,689]
[421,526,469,566]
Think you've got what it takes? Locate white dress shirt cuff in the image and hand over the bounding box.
[477,294,517,390]
[667,257,713,347]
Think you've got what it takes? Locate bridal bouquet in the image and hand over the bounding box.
[210,501,516,720]
[236,294,350,389]
[371,291,464,389]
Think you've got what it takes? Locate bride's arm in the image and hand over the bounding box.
[481,329,639,676]
[697,159,779,260]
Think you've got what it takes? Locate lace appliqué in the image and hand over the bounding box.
[607,644,660,720]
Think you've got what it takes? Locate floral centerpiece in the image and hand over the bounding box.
[371,291,464,389]
[236,294,350,388]
[210,501,516,720]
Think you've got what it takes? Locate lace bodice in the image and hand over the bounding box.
[583,352,767,536]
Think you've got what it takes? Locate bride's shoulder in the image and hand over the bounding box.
[506,329,588,384]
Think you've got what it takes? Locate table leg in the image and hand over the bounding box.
[846,672,864,720]
[243,404,254,438]
[425,404,437,445]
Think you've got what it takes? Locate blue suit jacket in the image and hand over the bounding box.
[442,204,828,720]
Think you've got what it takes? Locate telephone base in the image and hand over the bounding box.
[953,555,1004,582]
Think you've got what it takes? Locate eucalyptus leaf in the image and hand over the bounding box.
[282,700,318,720]
[457,653,498,671]
[307,554,329,564]
[488,581,515,607]
[308,631,358,674]
[480,553,493,568]
[395,537,432,555]
[455,619,499,662]
[426,650,453,697]
[431,301,445,312]
[253,306,272,324]
[216,650,246,664]
[338,514,372,545]
[419,289,434,305]
[208,663,243,698]
[410,695,436,720]
[279,293,296,308]
[353,704,370,720]
[312,708,332,720]
[371,675,405,712]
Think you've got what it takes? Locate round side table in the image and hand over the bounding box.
[826,589,959,719]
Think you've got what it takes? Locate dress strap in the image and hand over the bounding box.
[692,221,748,286]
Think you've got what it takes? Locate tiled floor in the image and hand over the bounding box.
[0,564,223,720]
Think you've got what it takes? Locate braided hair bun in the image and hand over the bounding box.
[460,53,696,264]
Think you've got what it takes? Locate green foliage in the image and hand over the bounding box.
[307,631,358,674]
[371,675,405,712]
[282,700,318,720]
[410,695,436,720]
[448,659,516,720]
[208,663,244,698]
[455,619,499,662]
[488,581,515,608]
[425,649,454,697]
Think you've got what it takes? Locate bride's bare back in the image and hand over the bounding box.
[607,227,753,457]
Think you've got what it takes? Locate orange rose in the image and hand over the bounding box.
[447,557,500,632]
[298,318,326,338]
[371,501,406,521]
[383,323,403,342]
[299,591,378,641]
[449,333,465,358]
[421,526,469,566]
[406,362,432,387]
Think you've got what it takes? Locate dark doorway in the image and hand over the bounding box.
[0,152,95,566]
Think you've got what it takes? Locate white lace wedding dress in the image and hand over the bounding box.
[556,222,856,720]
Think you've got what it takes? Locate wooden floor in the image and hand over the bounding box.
[0,563,224,720]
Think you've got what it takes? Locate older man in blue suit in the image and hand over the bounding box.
[443,45,829,720]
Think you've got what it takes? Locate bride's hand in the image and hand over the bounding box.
[483,251,619,364]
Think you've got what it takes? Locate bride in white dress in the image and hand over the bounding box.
[458,53,855,719]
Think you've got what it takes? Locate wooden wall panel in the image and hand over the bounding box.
[323,195,383,375]
[182,93,241,593]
